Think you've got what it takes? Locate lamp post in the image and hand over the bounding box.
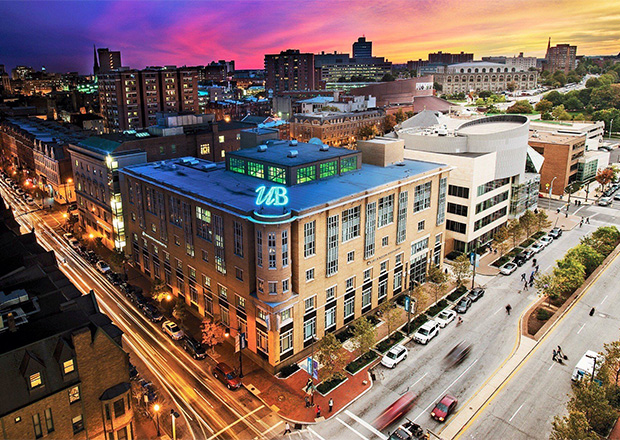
[225,326,245,378]
[153,403,161,437]
[585,354,598,385]
[548,176,557,211]
[610,118,614,140]
[170,410,180,440]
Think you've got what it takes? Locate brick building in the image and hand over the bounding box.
[544,40,577,74]
[0,197,133,440]
[119,140,450,373]
[435,62,538,94]
[265,50,318,93]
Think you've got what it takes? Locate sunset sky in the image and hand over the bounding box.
[1,0,619,74]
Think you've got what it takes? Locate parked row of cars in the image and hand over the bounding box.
[1,173,35,205]
[500,228,561,275]
[599,184,620,206]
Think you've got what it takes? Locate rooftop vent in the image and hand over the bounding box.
[257,144,268,152]
[289,139,298,146]
[319,144,330,151]
[396,162,406,167]
[287,150,298,158]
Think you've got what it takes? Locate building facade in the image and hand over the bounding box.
[545,43,577,74]
[119,141,450,372]
[264,50,318,93]
[95,48,122,74]
[428,51,473,65]
[436,62,538,94]
[352,37,372,58]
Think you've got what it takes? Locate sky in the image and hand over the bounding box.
[1,0,619,74]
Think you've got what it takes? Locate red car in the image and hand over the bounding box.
[431,394,458,422]
[212,362,242,390]
[373,391,417,430]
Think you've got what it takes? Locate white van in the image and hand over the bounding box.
[571,350,603,382]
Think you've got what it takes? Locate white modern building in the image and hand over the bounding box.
[529,120,605,151]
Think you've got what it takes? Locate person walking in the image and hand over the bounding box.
[305,378,313,393]
[586,217,590,224]
[580,219,583,228]
[329,398,334,413]
[506,304,512,315]
[316,405,321,418]
[557,346,564,358]
[305,396,310,408]
[535,264,540,273]
[521,273,527,282]
[552,349,558,362]
[284,422,291,434]
[524,282,529,291]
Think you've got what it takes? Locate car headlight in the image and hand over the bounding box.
[439,417,444,421]
[431,412,435,417]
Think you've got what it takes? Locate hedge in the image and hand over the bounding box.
[492,255,511,267]
[316,376,346,394]
[335,326,355,343]
[278,363,300,378]
[427,299,448,317]
[345,351,378,374]
[520,238,536,248]
[400,313,429,335]
[447,285,467,302]
[375,332,404,353]
[533,231,546,239]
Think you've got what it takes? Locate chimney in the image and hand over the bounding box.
[7,312,17,332]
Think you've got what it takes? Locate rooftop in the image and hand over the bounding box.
[528,131,584,145]
[229,140,357,167]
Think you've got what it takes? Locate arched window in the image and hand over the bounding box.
[499,75,504,81]
[491,75,497,81]
[447,76,452,83]
[467,68,472,73]
[489,68,494,73]
[529,75,534,81]
[484,76,489,82]
[511,68,516,72]
[482,68,486,73]
[474,68,479,73]
[477,75,482,82]
[460,68,464,73]
[504,68,508,73]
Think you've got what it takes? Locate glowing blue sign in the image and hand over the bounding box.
[255,185,289,206]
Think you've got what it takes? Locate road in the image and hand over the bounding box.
[0,179,283,440]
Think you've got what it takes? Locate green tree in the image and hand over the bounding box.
[351,317,376,357]
[381,114,397,134]
[535,99,553,113]
[552,104,571,120]
[506,100,533,114]
[316,333,348,382]
[478,90,493,99]
[357,124,379,140]
[590,84,620,109]
[592,108,620,133]
[568,382,618,436]
[586,77,601,89]
[518,209,536,238]
[507,219,523,248]
[552,71,567,86]
[534,272,560,305]
[550,411,596,440]
[427,263,449,304]
[379,300,401,338]
[599,340,620,389]
[564,96,584,111]
[381,73,395,82]
[405,110,415,118]
[535,210,552,233]
[553,256,585,298]
[452,254,472,287]
[544,90,564,106]
[506,81,517,92]
[173,298,187,325]
[394,109,407,124]
[150,278,171,302]
[433,81,443,92]
[493,225,510,256]
[201,319,225,350]
[565,244,604,277]
[582,225,620,256]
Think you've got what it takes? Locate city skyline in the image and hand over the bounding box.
[1,0,619,74]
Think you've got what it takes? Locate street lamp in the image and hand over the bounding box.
[548,176,557,211]
[585,354,598,385]
[225,326,245,378]
[610,118,614,140]
[153,403,161,436]
[170,410,180,440]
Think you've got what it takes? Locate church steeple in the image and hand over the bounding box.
[93,44,99,75]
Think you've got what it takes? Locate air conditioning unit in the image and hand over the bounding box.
[257,144,268,152]
[319,145,329,151]
[287,150,298,158]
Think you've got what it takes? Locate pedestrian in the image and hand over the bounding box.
[565,211,569,218]
[494,248,498,254]
[556,207,561,214]
[506,304,512,315]
[305,378,313,393]
[553,349,558,362]
[284,422,291,434]
[586,217,590,224]
[580,219,583,228]
[589,307,595,316]
[305,396,310,408]
[535,264,540,273]
[557,346,563,357]
[316,405,321,418]
[529,279,534,287]
[521,273,527,282]
[329,398,334,413]
[524,282,529,291]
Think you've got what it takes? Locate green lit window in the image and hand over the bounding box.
[268,166,286,184]
[229,158,245,174]
[296,166,316,184]
[341,156,357,173]
[247,161,265,179]
[319,161,337,178]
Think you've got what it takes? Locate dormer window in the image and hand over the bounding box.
[63,359,75,374]
[29,372,42,389]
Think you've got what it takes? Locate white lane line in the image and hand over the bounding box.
[411,372,428,388]
[509,403,524,422]
[413,359,479,422]
[577,323,586,334]
[548,361,556,371]
[344,410,388,440]
[180,407,194,421]
[544,264,552,272]
[193,388,215,408]
[261,420,283,435]
[307,427,327,440]
[601,295,608,305]
[336,417,370,440]
[493,307,503,316]
[206,405,265,440]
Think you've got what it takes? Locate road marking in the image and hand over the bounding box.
[261,420,283,435]
[548,361,556,371]
[344,410,388,440]
[193,388,215,408]
[411,372,428,388]
[544,264,552,272]
[493,307,502,316]
[508,403,524,422]
[206,405,265,440]
[601,295,608,305]
[336,417,370,440]
[577,323,586,334]
[413,359,479,422]
[307,427,327,440]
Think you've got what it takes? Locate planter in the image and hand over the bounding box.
[447,286,467,302]
[277,363,300,379]
[375,332,405,353]
[316,376,347,395]
[345,351,378,375]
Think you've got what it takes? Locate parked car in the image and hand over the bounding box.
[599,197,613,206]
[387,420,426,440]
[95,260,111,273]
[24,196,35,205]
[68,238,80,250]
[63,232,74,242]
[500,262,517,275]
[183,337,207,360]
[523,249,535,260]
[435,309,457,327]
[67,203,78,212]
[549,227,563,239]
[431,395,458,422]
[16,188,24,196]
[212,362,241,390]
[162,320,184,340]
[539,235,553,246]
[530,242,545,253]
[142,303,163,323]
[615,193,620,201]
[455,297,472,314]
[381,344,408,368]
[467,287,485,302]
[513,253,527,267]
[413,320,440,345]
[105,271,123,286]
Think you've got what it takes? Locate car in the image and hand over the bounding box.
[388,420,426,440]
[444,342,472,368]
[435,309,457,327]
[549,227,563,239]
[500,262,518,275]
[63,232,74,242]
[523,249,535,260]
[142,303,164,323]
[24,196,35,205]
[455,297,472,314]
[531,242,545,253]
[162,320,184,340]
[68,238,80,250]
[106,271,123,285]
[381,344,408,368]
[615,194,620,201]
[430,394,458,422]
[212,362,241,390]
[183,337,207,360]
[539,235,553,246]
[599,197,613,206]
[600,146,612,152]
[513,253,527,267]
[413,320,440,344]
[15,188,24,196]
[467,287,485,302]
[95,260,111,273]
[373,392,418,430]
[67,203,78,212]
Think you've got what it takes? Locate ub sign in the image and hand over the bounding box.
[255,185,289,207]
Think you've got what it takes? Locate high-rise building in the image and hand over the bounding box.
[96,48,122,74]
[264,50,317,93]
[544,39,577,73]
[352,37,372,58]
[428,51,473,65]
[314,51,392,86]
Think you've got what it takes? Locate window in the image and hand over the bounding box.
[247,161,264,179]
[437,177,447,225]
[268,281,278,295]
[447,203,468,216]
[325,307,336,329]
[202,249,208,262]
[221,304,230,326]
[63,359,75,374]
[29,372,42,388]
[233,222,243,257]
[306,268,315,281]
[69,385,80,403]
[382,236,389,247]
[474,207,507,231]
[113,398,125,418]
[364,268,372,281]
[303,221,316,257]
[117,427,128,440]
[72,415,83,434]
[268,232,276,268]
[214,215,226,274]
[446,220,467,234]
[413,182,432,213]
[378,195,394,227]
[305,296,316,312]
[296,165,316,183]
[396,191,408,244]
[319,161,337,178]
[448,185,469,199]
[378,277,388,301]
[411,237,429,256]
[171,145,177,154]
[344,297,355,319]
[342,206,361,242]
[476,191,509,214]
[362,285,372,308]
[364,202,377,259]
[280,329,293,355]
[221,150,226,158]
[44,408,54,433]
[326,286,336,301]
[196,207,212,241]
[477,178,510,196]
[281,307,292,323]
[33,414,42,438]
[219,135,225,143]
[200,143,211,155]
[257,278,264,293]
[347,251,355,263]
[267,166,286,184]
[417,220,425,231]
[303,317,316,341]
[257,329,268,353]
[340,156,357,173]
[281,230,288,266]
[282,279,289,293]
[235,267,243,281]
[229,157,245,174]
[380,261,388,273]
[326,215,339,276]
[256,230,263,267]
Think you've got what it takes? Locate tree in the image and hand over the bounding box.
[583,225,620,256]
[507,219,523,248]
[568,382,618,436]
[381,114,397,134]
[552,104,571,120]
[600,340,620,389]
[552,71,567,86]
[534,272,560,305]
[351,317,376,357]
[544,90,564,106]
[452,254,472,287]
[595,167,615,191]
[433,81,443,92]
[535,210,552,233]
[110,249,127,267]
[564,96,584,111]
[518,209,536,238]
[506,100,533,114]
[427,263,449,304]
[379,300,401,338]
[586,77,601,89]
[316,333,348,382]
[590,84,620,109]
[357,124,379,140]
[394,109,407,124]
[173,299,187,325]
[565,244,604,277]
[478,90,493,99]
[201,319,225,350]
[553,256,585,298]
[506,81,517,92]
[493,225,510,256]
[150,278,171,302]
[550,411,596,440]
[535,99,553,113]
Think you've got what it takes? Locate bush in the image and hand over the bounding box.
[508,247,523,258]
[533,231,546,239]
[492,255,511,268]
[345,351,378,374]
[279,363,300,378]
[537,308,552,321]
[520,238,535,248]
[316,376,346,394]
[427,300,448,317]
[400,313,429,334]
[448,285,467,302]
[395,294,407,307]
[335,326,355,343]
[375,332,404,353]
[366,314,380,326]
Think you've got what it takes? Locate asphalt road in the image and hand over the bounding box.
[0,180,283,440]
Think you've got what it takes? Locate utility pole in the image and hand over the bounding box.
[470,239,478,289]
[404,262,413,335]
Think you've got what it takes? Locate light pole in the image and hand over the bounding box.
[610,118,614,140]
[225,326,245,378]
[548,176,557,211]
[153,403,161,437]
[170,410,180,440]
[585,354,598,385]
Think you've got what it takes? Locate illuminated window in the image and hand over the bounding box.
[296,166,315,184]
[221,150,226,158]
[267,166,286,184]
[229,158,245,174]
[247,161,265,179]
[68,385,80,403]
[319,161,337,178]
[219,135,225,143]
[340,156,357,173]
[29,372,42,389]
[63,359,75,374]
[200,143,211,155]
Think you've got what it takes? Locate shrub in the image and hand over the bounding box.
[375,332,404,353]
[316,376,346,394]
[520,238,535,248]
[279,363,300,378]
[537,308,552,321]
[492,255,511,268]
[427,300,449,317]
[448,285,467,302]
[345,351,378,374]
[366,314,380,326]
[508,247,524,258]
[445,250,462,261]
[533,231,546,239]
[335,326,355,343]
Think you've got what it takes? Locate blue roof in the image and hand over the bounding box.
[120,156,446,218]
[229,141,358,167]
